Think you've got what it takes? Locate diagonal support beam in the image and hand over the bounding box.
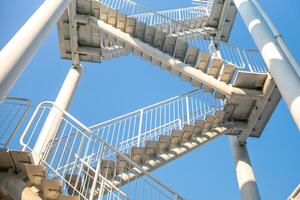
[76,14,263,101]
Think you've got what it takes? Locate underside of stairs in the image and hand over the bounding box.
[57,0,281,140]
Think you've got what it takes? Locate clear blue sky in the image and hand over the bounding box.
[1,0,300,199]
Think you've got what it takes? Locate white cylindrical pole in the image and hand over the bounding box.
[229,136,260,200]
[233,0,300,130]
[32,65,83,163]
[0,0,72,101]
[251,0,300,78]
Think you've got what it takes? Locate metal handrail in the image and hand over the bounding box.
[0,97,32,148]
[20,101,184,200]
[89,89,201,129]
[98,0,268,73]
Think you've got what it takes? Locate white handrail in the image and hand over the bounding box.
[20,100,184,200]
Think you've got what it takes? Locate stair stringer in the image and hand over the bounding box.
[76,15,262,101]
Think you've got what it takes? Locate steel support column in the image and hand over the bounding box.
[229,136,260,200]
[0,0,72,101]
[32,65,83,163]
[251,0,300,78]
[233,0,300,130]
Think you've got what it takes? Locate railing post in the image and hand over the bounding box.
[137,109,144,147]
[89,144,105,200]
[185,96,190,125]
[32,64,83,163]
[0,0,72,101]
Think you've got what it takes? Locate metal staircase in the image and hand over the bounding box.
[1,0,298,199]
[58,0,280,141]
[1,100,185,200]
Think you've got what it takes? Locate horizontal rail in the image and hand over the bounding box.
[20,101,184,200]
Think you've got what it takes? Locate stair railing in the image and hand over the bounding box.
[89,90,223,154]
[0,97,31,148]
[243,48,268,73]
[130,6,209,22]
[20,101,184,200]
[99,0,268,73]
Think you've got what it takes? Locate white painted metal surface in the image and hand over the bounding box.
[20,101,184,200]
[233,0,300,130]
[229,136,260,200]
[250,0,300,78]
[0,97,31,148]
[89,90,222,153]
[0,0,72,101]
[289,184,300,200]
[32,65,83,163]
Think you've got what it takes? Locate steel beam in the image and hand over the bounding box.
[251,0,300,78]
[233,0,300,130]
[32,65,83,163]
[0,0,72,101]
[229,136,260,200]
[77,14,263,101]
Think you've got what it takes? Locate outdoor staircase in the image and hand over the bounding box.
[95,110,235,188]
[68,0,280,140]
[0,0,285,199]
[0,149,79,200]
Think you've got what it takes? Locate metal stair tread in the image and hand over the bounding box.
[24,164,46,187]
[9,150,33,173]
[42,179,62,200]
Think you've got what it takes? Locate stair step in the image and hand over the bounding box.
[189,18,197,29]
[65,173,83,196]
[99,4,109,23]
[171,130,183,148]
[58,195,80,200]
[107,8,117,26]
[101,160,116,179]
[180,73,191,82]
[10,150,33,173]
[212,111,226,127]
[125,17,136,35]
[145,141,158,160]
[193,120,205,136]
[144,26,156,45]
[163,36,177,56]
[174,40,188,62]
[191,79,203,87]
[24,164,46,187]
[131,147,145,164]
[153,30,166,51]
[170,68,181,77]
[202,115,214,133]
[203,57,223,93]
[152,57,161,66]
[116,153,131,174]
[135,22,147,41]
[42,179,62,200]
[142,52,152,62]
[196,52,211,72]
[214,64,236,99]
[158,135,172,153]
[160,63,170,71]
[116,12,127,32]
[182,125,194,142]
[185,47,199,67]
[0,149,12,171]
[133,48,142,56]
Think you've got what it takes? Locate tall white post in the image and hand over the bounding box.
[229,136,260,200]
[32,65,83,163]
[0,0,72,101]
[233,0,300,130]
[250,0,300,78]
